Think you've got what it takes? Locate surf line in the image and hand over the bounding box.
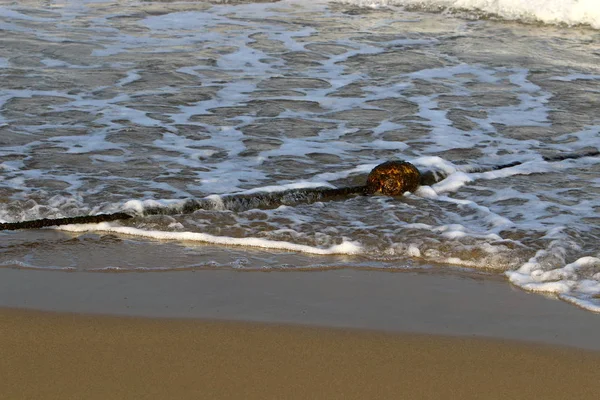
[1,149,598,231]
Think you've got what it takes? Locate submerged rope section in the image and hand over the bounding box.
[1,149,598,231]
[419,148,600,185]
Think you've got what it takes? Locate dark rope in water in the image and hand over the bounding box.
[2,149,598,231]
[0,187,367,231]
[0,212,134,231]
[468,148,600,173]
[419,148,600,185]
[142,186,366,216]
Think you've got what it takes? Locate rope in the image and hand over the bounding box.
[421,148,600,184]
[0,212,133,231]
[2,149,598,231]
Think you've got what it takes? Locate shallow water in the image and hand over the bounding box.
[1,0,599,312]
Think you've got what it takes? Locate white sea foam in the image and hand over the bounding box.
[335,0,600,28]
[240,182,335,195]
[507,256,600,313]
[431,172,473,194]
[56,223,363,256]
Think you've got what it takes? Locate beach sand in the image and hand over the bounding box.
[2,307,600,400]
[1,268,600,399]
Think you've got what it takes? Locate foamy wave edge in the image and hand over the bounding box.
[334,0,600,29]
[506,256,600,313]
[56,223,363,256]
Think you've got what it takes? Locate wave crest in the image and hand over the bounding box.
[335,0,600,29]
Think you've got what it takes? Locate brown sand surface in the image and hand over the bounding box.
[1,307,599,400]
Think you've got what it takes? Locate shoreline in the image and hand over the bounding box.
[1,267,599,350]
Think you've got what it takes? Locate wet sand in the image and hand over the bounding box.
[1,268,600,399]
[1,268,600,349]
[2,307,600,400]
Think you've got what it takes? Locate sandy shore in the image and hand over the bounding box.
[1,267,600,399]
[2,307,600,400]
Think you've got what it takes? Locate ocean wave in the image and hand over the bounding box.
[334,0,600,29]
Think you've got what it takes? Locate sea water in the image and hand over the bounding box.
[0,0,599,312]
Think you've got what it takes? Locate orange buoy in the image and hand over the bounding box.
[365,160,421,196]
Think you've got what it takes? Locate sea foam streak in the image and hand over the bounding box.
[335,0,600,28]
[56,223,363,256]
